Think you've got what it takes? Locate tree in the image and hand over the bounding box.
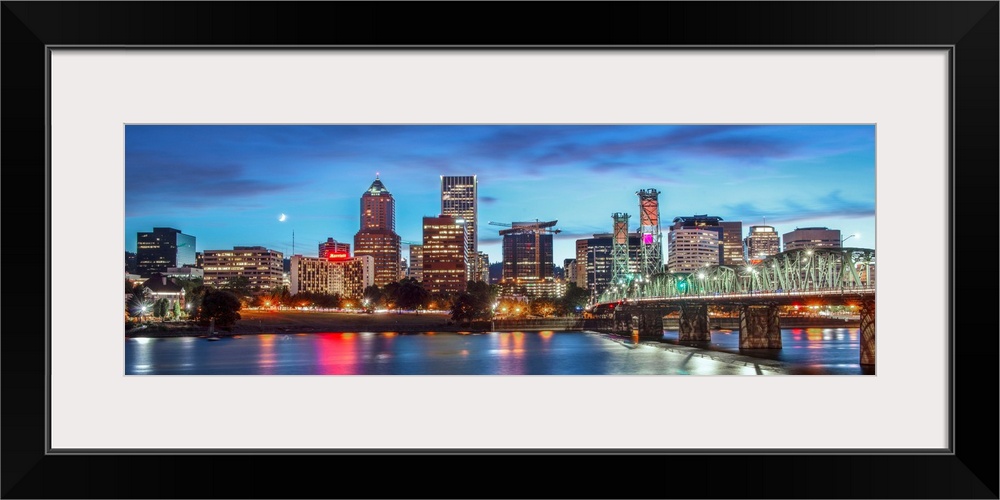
[450,281,498,323]
[195,289,242,330]
[389,278,429,312]
[530,297,559,317]
[363,285,383,309]
[126,286,151,321]
[560,283,591,315]
[174,277,204,297]
[450,293,479,323]
[186,285,211,316]
[153,298,169,318]
[221,276,252,298]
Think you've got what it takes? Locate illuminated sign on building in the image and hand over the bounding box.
[327,252,350,261]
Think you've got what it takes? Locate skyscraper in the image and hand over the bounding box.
[407,245,424,282]
[744,225,780,263]
[353,175,402,287]
[500,221,557,282]
[576,232,643,298]
[440,175,478,277]
[719,220,745,266]
[421,215,468,294]
[136,227,196,277]
[318,238,350,260]
[666,215,724,273]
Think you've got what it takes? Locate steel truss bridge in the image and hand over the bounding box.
[588,247,877,365]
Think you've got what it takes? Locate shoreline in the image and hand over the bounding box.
[125,309,862,339]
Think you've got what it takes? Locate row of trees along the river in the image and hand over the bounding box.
[127,275,592,330]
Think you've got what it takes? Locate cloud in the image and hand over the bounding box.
[125,156,301,216]
[721,190,874,224]
[480,196,498,204]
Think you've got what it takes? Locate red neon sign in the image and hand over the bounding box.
[327,252,350,261]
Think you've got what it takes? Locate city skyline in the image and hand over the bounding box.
[125,124,876,266]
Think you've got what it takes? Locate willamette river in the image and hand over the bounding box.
[125,328,871,375]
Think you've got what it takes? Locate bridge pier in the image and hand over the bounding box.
[612,308,633,336]
[859,299,876,365]
[636,307,665,341]
[678,303,711,341]
[739,304,782,349]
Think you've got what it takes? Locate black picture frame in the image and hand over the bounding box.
[3,2,997,498]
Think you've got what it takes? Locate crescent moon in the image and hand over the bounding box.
[279,213,287,222]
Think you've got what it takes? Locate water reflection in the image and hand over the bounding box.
[126,328,870,375]
[661,327,866,375]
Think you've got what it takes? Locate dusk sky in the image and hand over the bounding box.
[125,124,875,267]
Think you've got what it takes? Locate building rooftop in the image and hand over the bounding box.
[365,175,391,196]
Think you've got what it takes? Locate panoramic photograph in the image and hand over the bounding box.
[124,124,876,375]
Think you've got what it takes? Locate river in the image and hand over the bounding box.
[125,327,871,375]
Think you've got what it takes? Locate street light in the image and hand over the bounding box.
[841,233,858,246]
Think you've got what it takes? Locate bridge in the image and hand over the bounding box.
[586,247,876,365]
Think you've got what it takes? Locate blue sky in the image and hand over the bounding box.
[125,124,876,266]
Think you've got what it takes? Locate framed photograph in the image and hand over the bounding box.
[4,2,996,498]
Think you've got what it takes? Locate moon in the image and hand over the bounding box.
[278,213,287,222]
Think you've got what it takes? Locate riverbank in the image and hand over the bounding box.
[125,310,489,338]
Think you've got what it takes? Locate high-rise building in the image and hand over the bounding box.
[289,254,374,299]
[500,221,557,282]
[203,246,284,290]
[407,245,424,282]
[440,175,478,277]
[666,215,724,273]
[476,252,489,283]
[564,258,577,284]
[421,215,469,294]
[354,175,402,287]
[575,239,589,289]
[745,225,780,263]
[719,220,745,266]
[577,233,643,298]
[136,227,196,277]
[318,238,350,260]
[782,227,841,251]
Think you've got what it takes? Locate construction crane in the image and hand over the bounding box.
[488,220,561,235]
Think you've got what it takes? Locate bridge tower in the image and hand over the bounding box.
[611,213,631,286]
[636,188,663,278]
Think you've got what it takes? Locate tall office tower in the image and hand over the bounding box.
[782,227,842,251]
[476,252,490,283]
[353,175,402,287]
[202,246,284,290]
[563,258,577,284]
[136,227,197,277]
[611,213,631,286]
[744,225,780,263]
[579,232,643,298]
[440,175,478,277]
[407,245,424,282]
[636,189,664,277]
[318,238,351,260]
[421,215,469,294]
[666,215,725,273]
[575,239,589,289]
[719,221,745,266]
[500,221,558,281]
